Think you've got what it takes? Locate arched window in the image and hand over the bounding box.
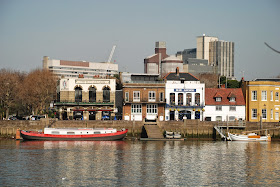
[195,93,200,106]
[170,93,175,105]
[178,93,183,106]
[75,87,82,102]
[103,87,110,102]
[89,87,96,102]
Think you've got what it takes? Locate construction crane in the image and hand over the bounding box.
[264,42,280,54]
[107,45,116,63]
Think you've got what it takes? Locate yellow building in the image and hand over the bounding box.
[242,79,280,122]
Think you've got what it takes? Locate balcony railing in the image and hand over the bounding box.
[166,103,204,108]
[54,100,114,106]
[124,98,166,103]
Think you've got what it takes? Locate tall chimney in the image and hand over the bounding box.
[176,67,179,76]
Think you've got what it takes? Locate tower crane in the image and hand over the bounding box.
[107,45,116,63]
[264,42,280,54]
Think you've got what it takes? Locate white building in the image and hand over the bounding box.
[164,68,205,121]
[43,56,118,78]
[204,88,245,121]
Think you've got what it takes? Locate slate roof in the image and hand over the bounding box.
[205,88,245,106]
[164,72,199,81]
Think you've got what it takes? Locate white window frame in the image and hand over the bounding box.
[229,106,236,111]
[133,91,140,102]
[131,104,142,114]
[276,92,279,101]
[216,97,221,102]
[229,97,236,102]
[262,109,267,119]
[270,91,273,101]
[125,92,129,102]
[159,92,164,102]
[271,109,273,119]
[148,91,156,102]
[276,112,279,121]
[252,109,257,119]
[229,116,235,121]
[216,106,222,111]
[252,91,257,101]
[216,116,222,121]
[261,91,267,101]
[146,104,157,114]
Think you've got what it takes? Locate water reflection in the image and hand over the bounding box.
[0,140,279,186]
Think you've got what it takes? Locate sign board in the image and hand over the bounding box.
[174,89,196,92]
[76,80,110,84]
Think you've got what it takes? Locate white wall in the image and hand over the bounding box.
[204,105,245,121]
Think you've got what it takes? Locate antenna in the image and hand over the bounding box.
[107,45,116,63]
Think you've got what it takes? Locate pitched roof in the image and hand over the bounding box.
[164,72,199,81]
[205,88,245,106]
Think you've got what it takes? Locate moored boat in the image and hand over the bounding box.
[228,132,271,141]
[20,128,128,141]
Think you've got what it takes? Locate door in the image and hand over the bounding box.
[170,111,175,121]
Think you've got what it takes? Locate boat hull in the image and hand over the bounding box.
[228,133,270,141]
[20,130,127,141]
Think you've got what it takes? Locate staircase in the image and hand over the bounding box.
[144,125,164,139]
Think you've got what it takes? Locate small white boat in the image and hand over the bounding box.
[173,133,181,139]
[165,131,174,135]
[228,132,271,141]
[165,134,174,139]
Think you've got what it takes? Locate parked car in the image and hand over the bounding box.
[102,115,110,120]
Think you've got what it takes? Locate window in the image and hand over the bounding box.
[170,93,175,105]
[103,87,110,102]
[159,92,164,102]
[261,91,267,101]
[186,93,192,106]
[216,97,221,102]
[51,131,60,134]
[133,91,140,102]
[148,91,156,102]
[131,104,142,114]
[252,91,257,101]
[271,109,273,119]
[276,92,279,101]
[276,112,279,121]
[271,91,273,101]
[229,106,236,111]
[252,109,257,119]
[216,116,222,121]
[75,87,82,102]
[195,93,200,106]
[89,87,96,102]
[125,92,129,102]
[229,97,236,102]
[216,106,222,111]
[178,93,183,106]
[146,104,157,114]
[229,116,235,121]
[262,109,267,119]
[67,132,75,135]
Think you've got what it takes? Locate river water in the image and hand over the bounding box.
[0,139,279,186]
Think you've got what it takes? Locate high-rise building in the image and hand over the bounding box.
[196,35,218,60]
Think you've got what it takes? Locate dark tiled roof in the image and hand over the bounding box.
[164,72,199,81]
[254,78,280,82]
[205,88,245,106]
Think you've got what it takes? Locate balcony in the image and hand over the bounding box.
[166,103,204,109]
[124,98,166,104]
[54,100,114,106]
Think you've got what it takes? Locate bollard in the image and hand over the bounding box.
[16,129,21,140]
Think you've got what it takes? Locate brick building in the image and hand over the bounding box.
[122,82,165,121]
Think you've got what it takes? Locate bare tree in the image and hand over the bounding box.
[0,69,23,119]
[19,69,57,115]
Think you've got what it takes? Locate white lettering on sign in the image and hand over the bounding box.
[76,80,110,84]
[174,89,196,92]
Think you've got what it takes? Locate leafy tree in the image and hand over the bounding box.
[219,76,241,88]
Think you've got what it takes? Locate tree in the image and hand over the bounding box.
[219,76,241,88]
[0,69,23,119]
[19,69,57,115]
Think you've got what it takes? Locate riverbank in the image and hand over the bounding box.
[0,119,279,140]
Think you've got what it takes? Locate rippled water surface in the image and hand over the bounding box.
[1,140,280,186]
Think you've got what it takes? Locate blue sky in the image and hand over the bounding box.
[0,0,279,80]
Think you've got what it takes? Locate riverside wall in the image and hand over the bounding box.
[0,119,279,140]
